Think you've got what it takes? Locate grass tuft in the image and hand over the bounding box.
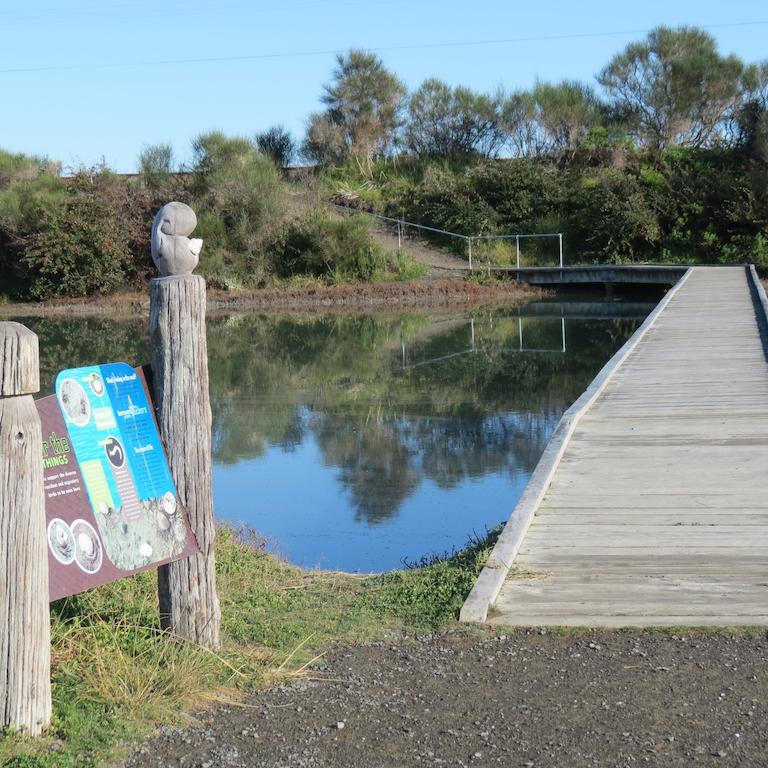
[368,526,502,628]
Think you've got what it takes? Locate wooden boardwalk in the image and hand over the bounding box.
[473,266,768,627]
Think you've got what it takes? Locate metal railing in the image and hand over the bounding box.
[330,202,563,270]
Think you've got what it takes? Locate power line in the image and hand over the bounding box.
[0,0,397,26]
[1,20,767,75]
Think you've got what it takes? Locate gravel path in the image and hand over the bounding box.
[125,629,768,768]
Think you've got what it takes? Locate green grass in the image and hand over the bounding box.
[0,524,498,767]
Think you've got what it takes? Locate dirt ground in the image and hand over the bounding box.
[2,279,540,318]
[206,279,539,314]
[124,628,768,768]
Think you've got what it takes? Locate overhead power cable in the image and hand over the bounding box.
[0,20,766,75]
[0,0,398,26]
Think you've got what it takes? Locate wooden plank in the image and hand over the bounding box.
[487,615,768,628]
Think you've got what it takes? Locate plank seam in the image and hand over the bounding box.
[459,267,694,623]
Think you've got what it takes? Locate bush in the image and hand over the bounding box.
[189,132,286,284]
[255,125,296,169]
[0,152,67,298]
[20,170,154,299]
[395,165,499,252]
[278,213,385,280]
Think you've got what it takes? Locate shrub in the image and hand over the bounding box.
[255,125,296,169]
[189,132,286,282]
[20,170,154,299]
[278,213,385,280]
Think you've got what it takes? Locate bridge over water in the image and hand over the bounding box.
[461,265,768,627]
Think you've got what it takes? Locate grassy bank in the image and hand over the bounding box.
[0,525,500,768]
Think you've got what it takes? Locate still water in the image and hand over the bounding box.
[23,296,655,572]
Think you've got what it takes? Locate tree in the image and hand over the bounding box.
[404,79,504,159]
[138,142,175,192]
[598,26,747,148]
[301,112,347,166]
[255,125,296,169]
[732,61,768,160]
[501,81,604,156]
[301,50,406,166]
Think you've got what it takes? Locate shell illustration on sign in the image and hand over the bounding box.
[71,519,103,573]
[47,519,76,565]
[151,201,203,276]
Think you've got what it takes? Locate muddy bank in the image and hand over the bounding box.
[2,280,542,319]
[125,628,768,768]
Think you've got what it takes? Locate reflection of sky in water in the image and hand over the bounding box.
[24,297,657,572]
[215,408,554,572]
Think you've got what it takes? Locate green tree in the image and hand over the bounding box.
[138,142,175,192]
[733,61,768,161]
[404,79,504,159]
[598,25,747,148]
[501,81,604,156]
[301,50,406,167]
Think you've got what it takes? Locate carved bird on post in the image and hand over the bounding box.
[151,201,203,276]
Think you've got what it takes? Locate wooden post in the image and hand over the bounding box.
[149,202,220,649]
[0,322,51,735]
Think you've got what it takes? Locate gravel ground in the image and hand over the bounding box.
[125,628,768,768]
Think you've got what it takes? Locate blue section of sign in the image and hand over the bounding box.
[56,365,122,512]
[55,363,176,509]
[100,363,175,502]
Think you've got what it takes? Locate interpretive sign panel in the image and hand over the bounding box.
[36,363,198,600]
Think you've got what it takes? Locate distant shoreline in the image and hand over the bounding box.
[3,278,544,318]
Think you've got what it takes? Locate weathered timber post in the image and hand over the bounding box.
[0,322,51,735]
[148,202,220,649]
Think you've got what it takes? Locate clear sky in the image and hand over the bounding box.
[2,0,767,172]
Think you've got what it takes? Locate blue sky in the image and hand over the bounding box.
[2,0,767,172]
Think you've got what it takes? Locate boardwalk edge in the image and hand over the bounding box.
[459,268,694,624]
[747,264,768,327]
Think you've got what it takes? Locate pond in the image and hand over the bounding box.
[20,294,656,572]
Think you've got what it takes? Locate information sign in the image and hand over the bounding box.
[36,363,198,600]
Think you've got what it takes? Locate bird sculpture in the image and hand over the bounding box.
[150,201,203,276]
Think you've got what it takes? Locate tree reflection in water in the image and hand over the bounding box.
[205,306,651,525]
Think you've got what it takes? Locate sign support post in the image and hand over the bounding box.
[148,203,221,649]
[0,322,51,735]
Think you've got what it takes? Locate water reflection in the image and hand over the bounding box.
[207,303,652,569]
[20,298,655,571]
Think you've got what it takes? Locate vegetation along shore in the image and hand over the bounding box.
[1,24,767,307]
